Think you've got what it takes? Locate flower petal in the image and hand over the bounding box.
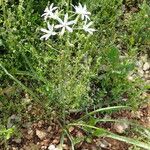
[40,34,50,40]
[41,28,49,34]
[60,27,65,35]
[67,20,76,25]
[57,17,63,24]
[66,26,73,32]
[55,24,63,29]
[64,13,68,23]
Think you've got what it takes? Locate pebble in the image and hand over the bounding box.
[52,139,59,144]
[12,138,22,144]
[76,131,84,137]
[36,129,47,140]
[41,146,48,150]
[38,120,44,128]
[48,144,58,150]
[27,128,33,135]
[138,69,144,76]
[136,60,143,68]
[98,139,110,148]
[47,126,52,132]
[143,62,150,71]
[141,55,148,62]
[131,111,143,118]
[26,129,33,140]
[114,122,129,134]
[12,147,19,150]
[62,144,69,150]
[127,75,134,81]
[41,139,50,146]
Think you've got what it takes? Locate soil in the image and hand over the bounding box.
[0,96,149,150]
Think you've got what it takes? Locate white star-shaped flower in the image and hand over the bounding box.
[41,3,58,20]
[40,23,57,40]
[83,21,96,35]
[73,3,91,20]
[55,13,76,35]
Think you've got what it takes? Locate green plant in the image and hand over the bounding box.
[0,126,15,140]
[67,106,150,150]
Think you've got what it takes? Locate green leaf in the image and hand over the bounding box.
[107,47,119,65]
[107,133,150,150]
[93,129,107,137]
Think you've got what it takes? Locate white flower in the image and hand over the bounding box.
[73,3,91,20]
[40,23,57,40]
[41,3,58,20]
[83,21,96,34]
[55,13,76,35]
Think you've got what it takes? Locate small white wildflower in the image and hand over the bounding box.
[41,3,58,20]
[73,3,91,20]
[40,23,57,40]
[55,13,76,35]
[83,21,96,34]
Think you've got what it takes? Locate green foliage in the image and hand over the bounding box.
[0,126,15,140]
[68,106,150,150]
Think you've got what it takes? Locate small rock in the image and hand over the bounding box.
[131,7,138,12]
[24,143,40,150]
[138,69,144,76]
[122,98,128,102]
[48,144,58,150]
[38,120,44,128]
[12,138,22,144]
[25,129,33,140]
[47,126,52,132]
[76,131,84,137]
[131,111,143,118]
[41,139,50,146]
[62,144,69,150]
[12,147,19,150]
[127,75,134,81]
[52,139,59,144]
[27,128,34,135]
[41,145,47,150]
[143,62,150,71]
[98,139,110,148]
[136,60,143,68]
[27,105,32,111]
[114,122,129,134]
[36,129,47,140]
[141,55,148,62]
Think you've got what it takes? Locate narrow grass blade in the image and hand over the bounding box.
[79,106,129,121]
[0,63,39,102]
[88,106,129,115]
[69,123,150,150]
[107,133,150,150]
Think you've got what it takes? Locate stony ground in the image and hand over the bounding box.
[2,101,150,150]
[0,53,150,150]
